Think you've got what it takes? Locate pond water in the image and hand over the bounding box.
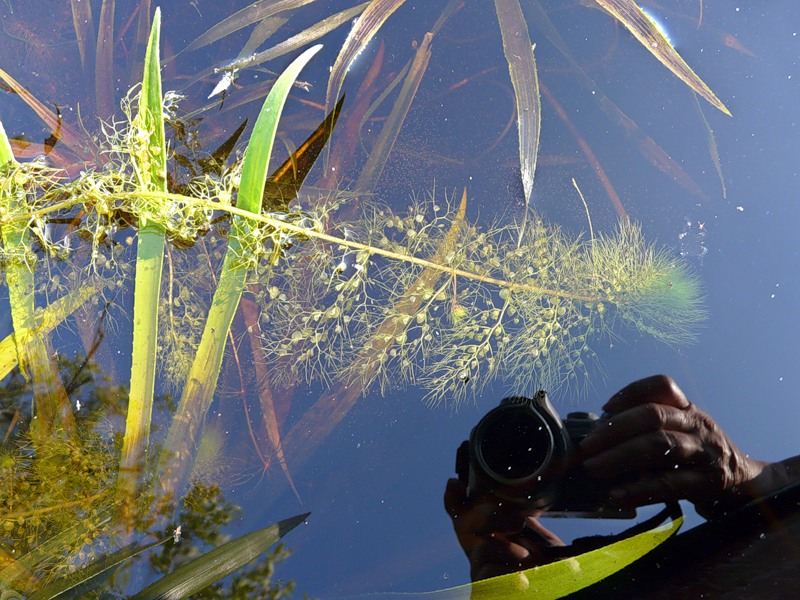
[1,1,798,598]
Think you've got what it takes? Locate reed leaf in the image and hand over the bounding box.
[182,0,318,54]
[0,122,74,444]
[326,0,407,113]
[95,0,116,119]
[494,0,541,225]
[529,0,708,200]
[117,7,167,515]
[594,0,730,115]
[224,2,368,73]
[27,537,169,600]
[0,284,96,380]
[69,0,96,72]
[158,44,323,503]
[0,68,96,160]
[129,513,308,600]
[356,29,431,191]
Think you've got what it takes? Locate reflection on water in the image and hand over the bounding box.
[678,217,708,263]
[0,1,798,597]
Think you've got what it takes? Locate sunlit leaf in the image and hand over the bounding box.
[0,123,75,442]
[28,537,169,600]
[594,0,731,115]
[0,284,96,381]
[158,44,323,502]
[494,0,541,213]
[182,0,317,54]
[129,513,309,600]
[326,0,407,113]
[117,6,167,517]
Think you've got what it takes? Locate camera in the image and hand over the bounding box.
[456,391,635,518]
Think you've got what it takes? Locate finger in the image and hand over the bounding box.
[583,430,704,478]
[444,477,468,518]
[580,402,697,455]
[609,469,712,507]
[603,374,689,414]
[470,537,542,581]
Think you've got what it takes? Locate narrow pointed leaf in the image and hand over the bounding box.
[529,0,708,200]
[0,68,95,159]
[183,0,317,54]
[0,284,96,380]
[494,0,541,210]
[130,513,309,600]
[356,30,431,191]
[326,0,407,113]
[95,0,116,119]
[118,7,167,515]
[70,0,96,70]
[228,2,367,73]
[28,537,169,600]
[158,44,322,502]
[594,0,730,115]
[197,118,249,176]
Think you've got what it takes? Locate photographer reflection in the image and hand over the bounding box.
[445,374,800,583]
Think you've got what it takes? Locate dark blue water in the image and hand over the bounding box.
[1,1,798,597]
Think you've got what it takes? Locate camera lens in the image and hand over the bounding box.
[476,407,554,481]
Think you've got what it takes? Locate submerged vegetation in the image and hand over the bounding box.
[0,0,732,596]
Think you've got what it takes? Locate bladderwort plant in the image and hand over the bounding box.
[0,6,706,598]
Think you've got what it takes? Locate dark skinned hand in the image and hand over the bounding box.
[579,374,770,518]
[444,476,564,582]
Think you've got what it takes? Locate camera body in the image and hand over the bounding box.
[456,391,635,518]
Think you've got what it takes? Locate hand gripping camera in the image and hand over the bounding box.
[456,391,635,518]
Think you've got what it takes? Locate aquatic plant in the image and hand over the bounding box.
[0,2,713,596]
[0,9,311,597]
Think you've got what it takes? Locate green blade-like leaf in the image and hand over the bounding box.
[238,44,323,212]
[117,6,168,517]
[0,119,14,162]
[594,0,731,115]
[28,537,169,600]
[158,44,322,503]
[0,124,75,442]
[130,513,309,600]
[0,284,96,380]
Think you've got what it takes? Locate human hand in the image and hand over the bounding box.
[580,374,769,518]
[444,474,564,581]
